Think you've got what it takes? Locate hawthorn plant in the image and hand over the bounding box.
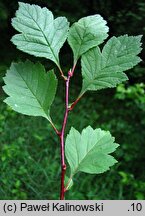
[3,2,142,200]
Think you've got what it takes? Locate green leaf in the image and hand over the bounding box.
[3,60,57,122]
[11,2,69,67]
[81,35,142,94]
[67,15,109,62]
[65,126,119,177]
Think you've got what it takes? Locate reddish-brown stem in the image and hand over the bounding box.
[58,66,67,81]
[71,63,77,76]
[56,63,77,199]
[50,121,61,136]
[59,72,71,200]
[68,94,83,111]
[51,63,83,199]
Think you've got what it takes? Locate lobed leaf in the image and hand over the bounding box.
[11,2,69,67]
[81,35,142,94]
[3,60,57,122]
[67,15,109,62]
[65,126,119,178]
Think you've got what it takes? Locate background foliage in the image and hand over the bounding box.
[0,0,145,199]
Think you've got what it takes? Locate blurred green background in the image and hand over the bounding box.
[0,0,145,200]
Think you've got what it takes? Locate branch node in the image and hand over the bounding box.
[62,164,66,171]
[61,74,67,81]
[68,70,73,77]
[57,131,62,137]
